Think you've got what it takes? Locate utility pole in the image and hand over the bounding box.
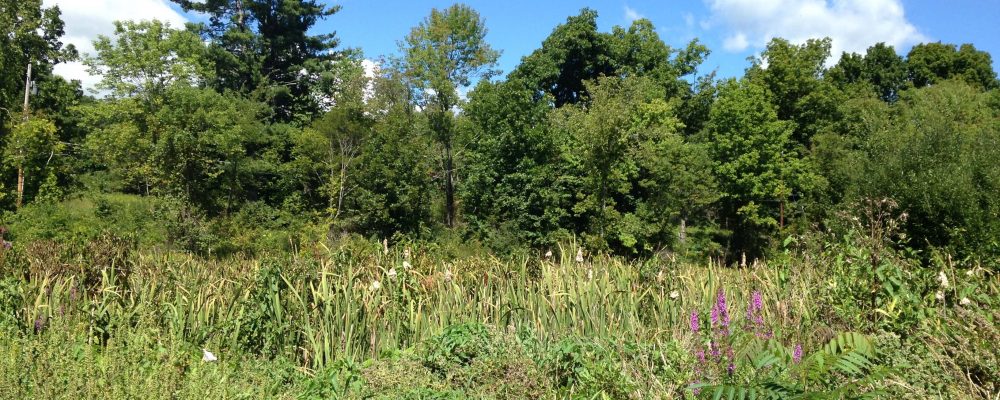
[17,61,32,209]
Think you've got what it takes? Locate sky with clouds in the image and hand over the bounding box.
[44,0,1000,90]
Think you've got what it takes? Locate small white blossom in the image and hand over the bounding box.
[966,269,975,277]
[938,271,949,288]
[382,238,389,255]
[402,261,411,269]
[544,249,552,258]
[444,269,453,282]
[669,290,679,299]
[576,248,584,263]
[935,290,945,301]
[387,268,397,279]
[370,280,381,291]
[202,349,217,362]
[960,297,972,306]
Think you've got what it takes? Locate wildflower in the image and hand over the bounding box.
[960,297,972,306]
[544,249,552,259]
[202,349,217,362]
[33,315,45,333]
[711,289,730,329]
[403,248,411,261]
[444,269,453,282]
[382,238,389,255]
[935,290,945,301]
[689,310,699,332]
[746,291,763,321]
[966,269,974,277]
[387,268,397,279]
[938,271,949,288]
[402,260,411,270]
[669,290,679,299]
[575,248,584,263]
[727,362,735,375]
[695,348,705,362]
[370,280,381,291]
[793,344,802,363]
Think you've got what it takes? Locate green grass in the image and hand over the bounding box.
[0,234,996,399]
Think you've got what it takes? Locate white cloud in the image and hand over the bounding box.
[683,13,695,29]
[723,32,749,52]
[43,0,188,93]
[624,5,644,22]
[705,0,926,61]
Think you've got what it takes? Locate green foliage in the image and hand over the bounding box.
[511,8,707,107]
[907,42,998,90]
[171,0,342,122]
[553,75,718,253]
[704,79,819,254]
[85,20,213,99]
[845,80,1000,259]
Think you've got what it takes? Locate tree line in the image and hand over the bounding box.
[2,0,999,261]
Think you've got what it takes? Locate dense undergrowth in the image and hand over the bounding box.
[0,200,996,399]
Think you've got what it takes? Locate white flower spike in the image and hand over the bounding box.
[202,348,217,362]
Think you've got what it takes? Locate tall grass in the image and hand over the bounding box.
[1,234,996,398]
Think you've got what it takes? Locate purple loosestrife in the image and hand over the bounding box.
[746,290,771,338]
[690,310,700,333]
[711,289,730,334]
[793,344,803,363]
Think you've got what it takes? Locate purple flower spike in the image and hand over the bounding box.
[793,344,803,363]
[727,362,736,375]
[690,310,699,333]
[711,289,730,328]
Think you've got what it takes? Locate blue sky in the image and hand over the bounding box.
[46,0,1000,89]
[320,0,999,79]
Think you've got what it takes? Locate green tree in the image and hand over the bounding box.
[341,71,434,237]
[850,80,1000,258]
[704,79,815,255]
[553,76,716,253]
[511,9,708,107]
[462,78,573,249]
[400,4,500,227]
[829,43,908,102]
[85,20,214,100]
[0,0,76,122]
[907,42,998,90]
[747,38,841,146]
[171,0,341,122]
[3,116,62,208]
[510,8,612,107]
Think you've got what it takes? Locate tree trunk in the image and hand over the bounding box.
[444,142,455,227]
[679,217,687,244]
[16,165,24,209]
[17,62,32,209]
